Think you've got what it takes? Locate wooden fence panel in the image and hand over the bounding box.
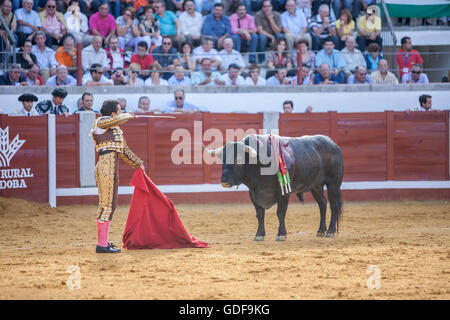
[0,115,48,202]
[393,111,448,180]
[336,113,387,181]
[55,115,79,188]
[279,112,331,138]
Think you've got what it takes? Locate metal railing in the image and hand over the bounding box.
[379,0,398,76]
[0,14,17,69]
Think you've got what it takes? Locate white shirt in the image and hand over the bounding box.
[193,45,222,70]
[144,77,169,86]
[10,107,39,116]
[64,12,89,34]
[82,74,113,85]
[218,49,246,70]
[244,76,266,86]
[178,11,203,38]
[107,48,125,69]
[32,45,56,69]
[81,45,108,71]
[222,74,246,85]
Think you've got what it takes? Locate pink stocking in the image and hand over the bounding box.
[96,219,111,247]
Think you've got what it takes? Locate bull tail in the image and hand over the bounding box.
[335,188,344,234]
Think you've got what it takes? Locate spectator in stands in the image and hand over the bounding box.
[152,35,180,80]
[281,0,310,51]
[35,87,70,116]
[296,0,312,21]
[178,41,196,73]
[282,100,293,113]
[396,36,424,81]
[266,37,294,79]
[201,2,231,50]
[163,88,208,113]
[64,0,91,47]
[315,36,345,83]
[288,62,313,85]
[15,0,41,47]
[309,4,338,51]
[138,4,162,51]
[255,0,284,63]
[32,31,56,83]
[352,0,374,20]
[178,0,203,48]
[110,67,127,85]
[46,64,77,85]
[82,36,108,73]
[402,63,429,84]
[229,2,258,64]
[418,94,432,111]
[106,35,126,70]
[25,63,43,85]
[222,63,245,85]
[266,67,290,85]
[341,35,365,77]
[39,0,68,47]
[347,65,371,84]
[0,63,27,85]
[370,59,398,84]
[311,0,335,18]
[82,63,113,86]
[314,62,338,84]
[193,35,222,70]
[335,8,354,49]
[1,0,17,51]
[10,93,39,116]
[191,57,224,86]
[356,5,381,52]
[197,0,222,17]
[218,37,245,72]
[89,2,116,45]
[244,62,266,86]
[153,0,181,46]
[135,96,151,113]
[130,41,154,78]
[364,42,382,73]
[54,34,76,74]
[126,62,145,85]
[292,38,315,70]
[118,97,127,111]
[144,62,169,85]
[168,64,192,85]
[73,92,99,113]
[116,6,140,50]
[12,39,37,70]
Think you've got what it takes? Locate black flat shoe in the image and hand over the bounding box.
[96,242,121,253]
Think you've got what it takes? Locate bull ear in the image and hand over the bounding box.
[244,145,257,158]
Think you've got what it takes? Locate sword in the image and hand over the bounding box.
[134,115,177,119]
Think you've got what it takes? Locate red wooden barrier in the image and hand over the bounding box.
[56,115,79,188]
[279,111,450,181]
[0,115,48,202]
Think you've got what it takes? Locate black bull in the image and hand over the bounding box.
[204,134,344,240]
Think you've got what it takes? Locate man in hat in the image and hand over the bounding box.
[10,93,39,116]
[35,87,70,116]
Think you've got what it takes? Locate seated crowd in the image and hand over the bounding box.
[0,0,430,86]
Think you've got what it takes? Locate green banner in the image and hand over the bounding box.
[384,1,450,18]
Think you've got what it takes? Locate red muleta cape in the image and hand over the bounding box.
[122,169,209,249]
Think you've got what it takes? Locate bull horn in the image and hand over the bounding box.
[202,143,224,158]
[244,145,257,158]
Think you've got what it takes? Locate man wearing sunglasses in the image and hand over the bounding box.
[163,89,207,113]
[82,63,113,86]
[401,63,429,84]
[39,0,68,47]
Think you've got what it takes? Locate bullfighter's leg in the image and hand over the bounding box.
[310,185,328,237]
[326,183,343,238]
[275,196,289,241]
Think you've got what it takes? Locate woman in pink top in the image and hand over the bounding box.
[89,2,116,45]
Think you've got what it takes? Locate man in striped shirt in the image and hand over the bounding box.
[309,4,338,51]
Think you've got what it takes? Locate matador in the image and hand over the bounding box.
[91,99,144,253]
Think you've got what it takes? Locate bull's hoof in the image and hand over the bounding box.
[254,236,265,241]
[275,235,286,241]
[316,231,327,237]
[325,232,336,238]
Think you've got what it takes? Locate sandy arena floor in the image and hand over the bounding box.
[0,197,449,300]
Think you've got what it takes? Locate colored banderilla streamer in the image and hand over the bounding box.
[277,144,292,196]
